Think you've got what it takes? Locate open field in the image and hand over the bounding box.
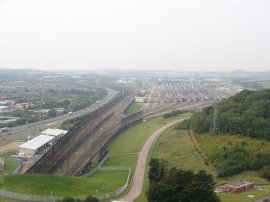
[257,81,270,89]
[136,127,270,202]
[125,101,143,116]
[0,114,191,200]
[105,113,192,168]
[0,170,128,197]
[0,152,18,175]
[152,129,209,172]
[135,128,210,202]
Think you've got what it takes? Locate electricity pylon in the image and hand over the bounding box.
[210,102,220,134]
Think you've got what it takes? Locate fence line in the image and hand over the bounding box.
[94,167,132,200]
[0,167,132,202]
[83,154,108,177]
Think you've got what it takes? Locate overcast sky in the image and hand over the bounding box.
[0,0,269,72]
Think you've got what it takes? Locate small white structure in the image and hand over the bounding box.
[18,135,55,157]
[135,97,146,103]
[41,128,68,141]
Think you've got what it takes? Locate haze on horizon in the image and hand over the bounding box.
[0,0,270,72]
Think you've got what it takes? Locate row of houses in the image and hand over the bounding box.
[18,128,68,157]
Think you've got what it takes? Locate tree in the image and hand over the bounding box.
[48,108,57,118]
[148,158,166,184]
[84,196,99,202]
[147,162,220,202]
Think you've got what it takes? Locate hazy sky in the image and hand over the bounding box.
[0,0,270,71]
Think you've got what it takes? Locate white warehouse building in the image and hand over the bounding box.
[18,128,68,157]
[18,134,55,157]
[41,128,68,141]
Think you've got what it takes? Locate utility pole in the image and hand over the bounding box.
[210,102,220,134]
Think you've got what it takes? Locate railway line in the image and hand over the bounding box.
[26,89,131,174]
[64,95,142,176]
[26,86,143,176]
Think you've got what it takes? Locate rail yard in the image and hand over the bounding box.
[0,72,242,201]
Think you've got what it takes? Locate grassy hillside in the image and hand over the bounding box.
[0,171,128,197]
[136,126,270,202]
[178,89,270,179]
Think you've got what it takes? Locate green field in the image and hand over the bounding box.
[0,113,191,201]
[106,113,192,168]
[152,128,209,172]
[257,81,270,89]
[0,152,18,174]
[136,127,270,202]
[125,101,143,116]
[0,170,128,197]
[135,128,210,202]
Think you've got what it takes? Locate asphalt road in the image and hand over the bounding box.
[0,89,118,146]
[117,119,184,202]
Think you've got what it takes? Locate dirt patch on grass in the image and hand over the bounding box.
[0,141,23,153]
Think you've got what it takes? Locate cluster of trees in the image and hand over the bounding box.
[163,110,186,118]
[210,145,270,177]
[147,158,220,202]
[57,196,98,202]
[178,89,270,140]
[258,165,270,180]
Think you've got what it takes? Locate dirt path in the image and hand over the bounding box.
[0,141,23,153]
[117,119,183,202]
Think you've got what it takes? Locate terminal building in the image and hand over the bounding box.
[41,128,68,141]
[18,128,68,157]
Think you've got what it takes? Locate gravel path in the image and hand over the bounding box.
[117,119,183,202]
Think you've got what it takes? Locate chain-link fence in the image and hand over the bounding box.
[0,189,62,202]
[0,167,131,201]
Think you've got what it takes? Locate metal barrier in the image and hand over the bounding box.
[0,167,132,202]
[0,189,61,202]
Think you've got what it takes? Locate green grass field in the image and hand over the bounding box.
[135,127,270,202]
[257,81,270,89]
[0,152,18,174]
[152,128,209,172]
[0,113,191,201]
[125,101,143,116]
[0,170,128,197]
[106,113,192,168]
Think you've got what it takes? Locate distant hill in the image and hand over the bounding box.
[181,89,270,140]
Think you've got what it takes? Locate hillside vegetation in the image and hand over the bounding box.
[178,89,270,179]
[179,89,270,140]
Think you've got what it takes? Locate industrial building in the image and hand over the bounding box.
[18,128,68,157]
[41,128,68,141]
[18,135,55,157]
[215,182,254,194]
[135,97,146,103]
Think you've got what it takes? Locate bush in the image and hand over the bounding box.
[258,165,270,181]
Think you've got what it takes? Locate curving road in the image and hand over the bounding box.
[117,119,184,202]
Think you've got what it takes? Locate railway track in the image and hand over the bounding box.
[26,90,132,174]
[64,94,141,176]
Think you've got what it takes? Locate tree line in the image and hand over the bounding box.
[178,89,270,140]
[147,158,220,202]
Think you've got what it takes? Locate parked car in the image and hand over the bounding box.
[0,127,10,132]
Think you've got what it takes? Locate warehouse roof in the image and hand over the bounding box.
[19,135,55,151]
[41,128,68,137]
